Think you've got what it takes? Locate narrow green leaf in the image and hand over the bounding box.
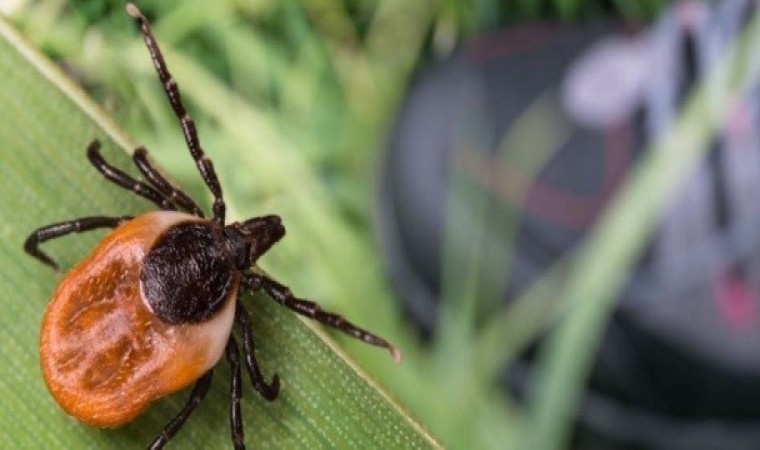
[0,15,438,450]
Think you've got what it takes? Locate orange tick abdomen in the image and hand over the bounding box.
[39,211,238,427]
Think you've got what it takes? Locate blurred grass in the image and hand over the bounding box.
[529,13,760,449]
[14,1,754,450]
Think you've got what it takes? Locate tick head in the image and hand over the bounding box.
[223,215,285,270]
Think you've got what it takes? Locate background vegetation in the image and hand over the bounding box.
[15,1,750,449]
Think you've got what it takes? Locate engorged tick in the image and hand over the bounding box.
[23,4,400,449]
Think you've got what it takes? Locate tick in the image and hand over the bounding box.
[23,4,400,449]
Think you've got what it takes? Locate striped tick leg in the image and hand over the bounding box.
[243,273,402,363]
[87,140,176,210]
[24,216,133,269]
[235,305,280,401]
[126,4,226,224]
[132,147,205,217]
[149,370,214,450]
[225,337,245,450]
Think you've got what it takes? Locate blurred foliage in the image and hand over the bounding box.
[2,0,702,449]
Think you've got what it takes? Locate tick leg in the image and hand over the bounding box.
[225,337,245,450]
[132,147,205,217]
[245,273,402,363]
[235,305,280,401]
[87,141,175,210]
[24,216,132,269]
[126,3,226,224]
[149,369,214,450]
